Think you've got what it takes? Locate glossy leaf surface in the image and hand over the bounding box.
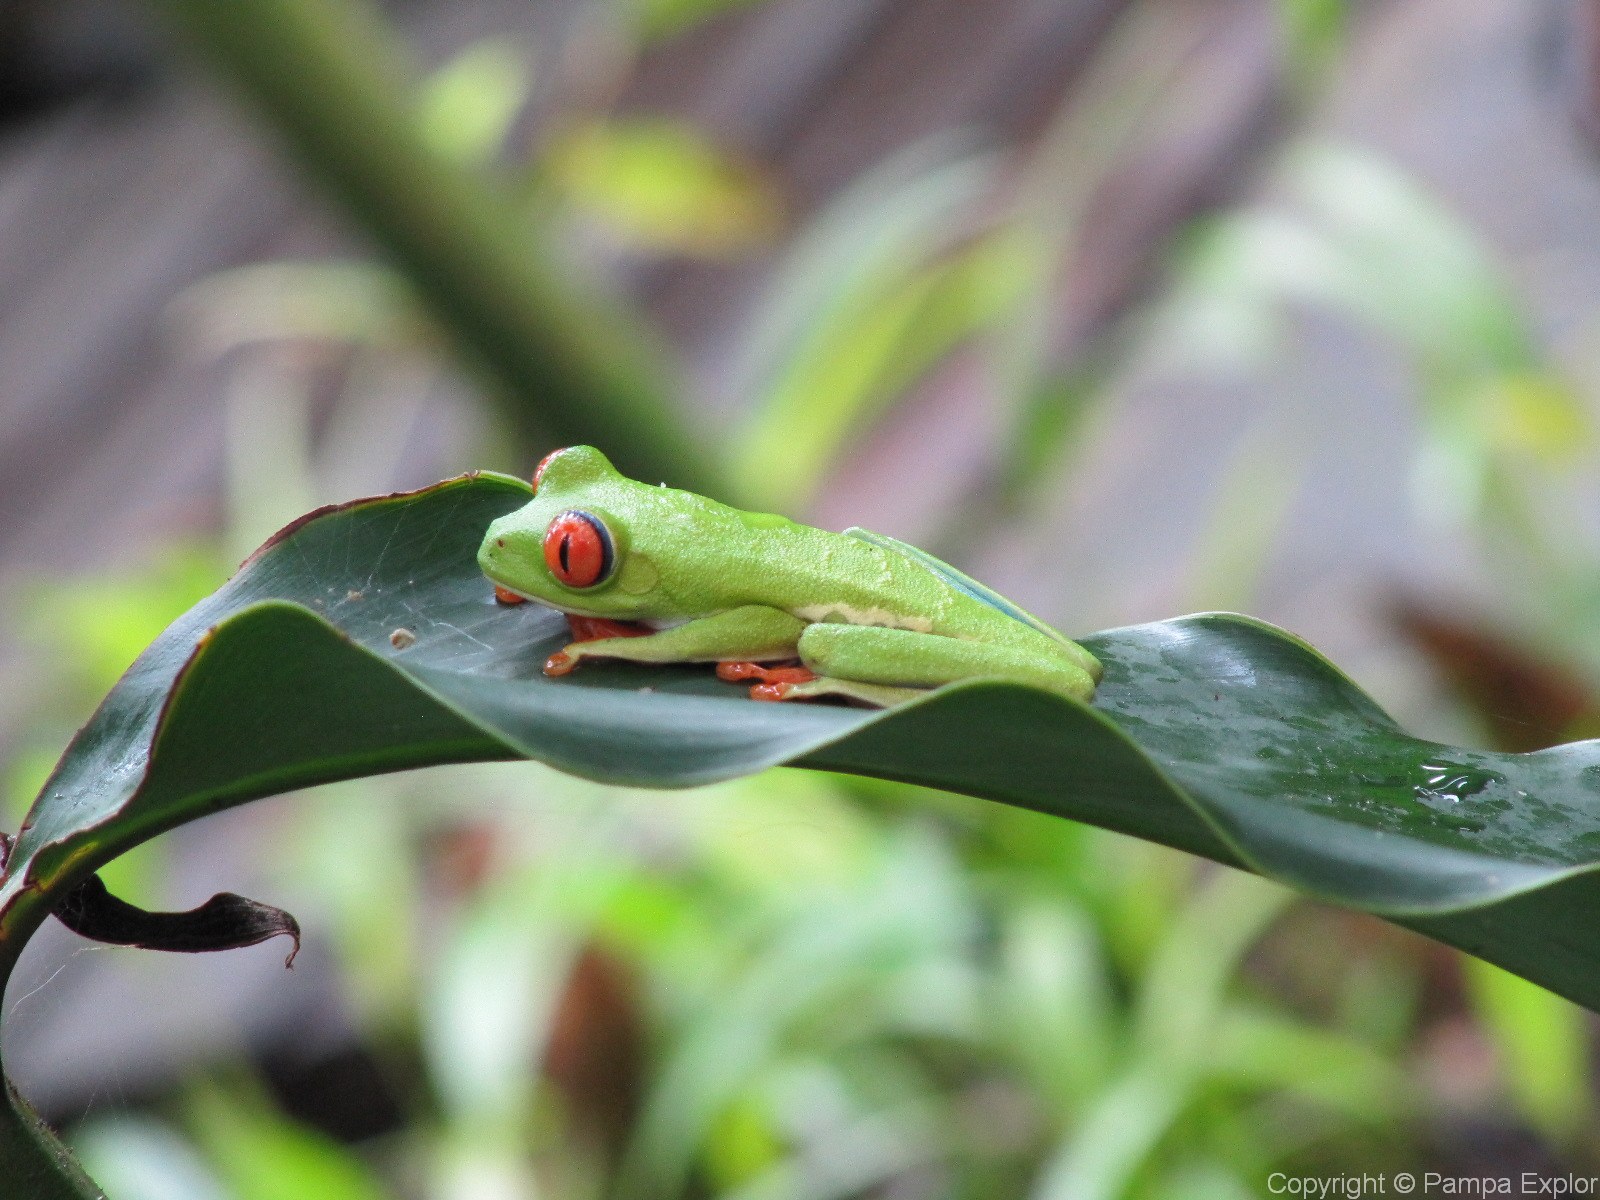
[5,473,1600,1012]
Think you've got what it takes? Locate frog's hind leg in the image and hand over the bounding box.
[716,659,919,705]
[751,675,925,707]
[753,623,1097,706]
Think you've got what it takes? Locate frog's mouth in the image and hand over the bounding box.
[494,586,688,632]
[484,580,599,615]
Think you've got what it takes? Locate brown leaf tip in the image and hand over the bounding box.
[53,874,303,969]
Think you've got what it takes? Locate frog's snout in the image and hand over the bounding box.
[477,521,512,577]
[478,518,540,581]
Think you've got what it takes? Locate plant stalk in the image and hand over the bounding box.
[0,1077,105,1199]
[138,0,723,495]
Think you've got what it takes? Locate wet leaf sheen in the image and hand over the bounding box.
[4,472,1600,1011]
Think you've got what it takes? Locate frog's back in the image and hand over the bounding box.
[747,524,1071,654]
[627,484,1069,651]
[839,528,1076,646]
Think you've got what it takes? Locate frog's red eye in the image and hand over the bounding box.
[543,510,614,588]
[532,449,565,493]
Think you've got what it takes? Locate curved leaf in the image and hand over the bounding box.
[5,473,1600,1015]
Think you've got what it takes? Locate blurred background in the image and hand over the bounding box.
[3,0,1600,1195]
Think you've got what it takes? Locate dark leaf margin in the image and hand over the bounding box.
[0,472,1598,1014]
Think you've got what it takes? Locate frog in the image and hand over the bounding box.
[477,446,1101,707]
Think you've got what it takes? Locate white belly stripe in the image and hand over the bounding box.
[792,603,934,633]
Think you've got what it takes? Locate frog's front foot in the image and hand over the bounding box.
[543,615,655,677]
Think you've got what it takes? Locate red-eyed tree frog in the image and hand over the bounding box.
[478,446,1102,707]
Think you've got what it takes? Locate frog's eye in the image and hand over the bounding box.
[543,510,614,588]
[532,449,566,493]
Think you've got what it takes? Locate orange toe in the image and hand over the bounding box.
[493,585,527,605]
[717,661,816,686]
[544,651,577,677]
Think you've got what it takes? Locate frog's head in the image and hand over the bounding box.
[478,446,665,618]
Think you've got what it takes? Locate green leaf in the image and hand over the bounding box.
[417,39,532,168]
[9,469,1600,1035]
[629,0,774,43]
[732,233,1028,512]
[72,1116,227,1200]
[727,141,1000,510]
[143,0,719,496]
[1206,1006,1411,1121]
[1462,957,1592,1143]
[1274,0,1346,84]
[545,118,784,257]
[184,1081,394,1200]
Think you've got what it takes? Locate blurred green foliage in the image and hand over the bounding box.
[7,0,1600,1195]
[729,142,1023,511]
[546,119,784,256]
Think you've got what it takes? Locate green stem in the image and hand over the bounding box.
[140,0,723,496]
[0,1076,105,1199]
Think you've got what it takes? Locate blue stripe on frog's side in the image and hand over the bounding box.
[841,528,1072,646]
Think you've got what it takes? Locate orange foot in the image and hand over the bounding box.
[716,660,817,701]
[494,585,527,605]
[544,615,654,677]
